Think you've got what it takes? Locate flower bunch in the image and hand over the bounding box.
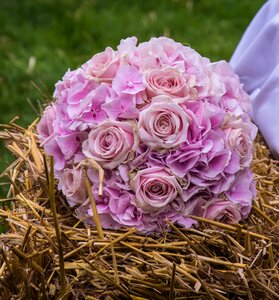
[38,37,257,232]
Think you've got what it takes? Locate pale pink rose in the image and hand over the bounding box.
[82,121,138,169]
[84,47,120,81]
[132,167,183,213]
[58,167,87,207]
[143,68,191,98]
[138,96,190,149]
[224,119,257,167]
[203,198,241,224]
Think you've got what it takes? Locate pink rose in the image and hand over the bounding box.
[224,119,257,167]
[82,121,138,169]
[84,47,120,81]
[132,167,183,213]
[138,96,190,149]
[58,167,87,207]
[143,67,191,98]
[203,198,241,224]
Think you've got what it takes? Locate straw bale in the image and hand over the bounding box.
[0,120,278,300]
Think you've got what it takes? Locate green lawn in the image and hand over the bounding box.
[0,0,265,173]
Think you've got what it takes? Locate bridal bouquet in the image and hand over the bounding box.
[38,37,257,232]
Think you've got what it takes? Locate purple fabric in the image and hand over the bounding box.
[230,0,279,158]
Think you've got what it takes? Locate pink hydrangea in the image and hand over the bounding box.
[38,37,257,232]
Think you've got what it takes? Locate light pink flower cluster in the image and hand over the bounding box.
[38,37,257,232]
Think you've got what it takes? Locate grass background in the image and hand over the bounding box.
[0,0,265,174]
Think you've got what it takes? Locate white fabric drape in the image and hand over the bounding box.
[230,0,279,158]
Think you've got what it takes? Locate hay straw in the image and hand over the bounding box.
[48,156,67,298]
[0,121,278,299]
[83,169,104,239]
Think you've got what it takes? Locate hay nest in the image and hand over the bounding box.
[0,118,278,300]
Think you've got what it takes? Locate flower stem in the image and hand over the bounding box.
[49,156,67,298]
